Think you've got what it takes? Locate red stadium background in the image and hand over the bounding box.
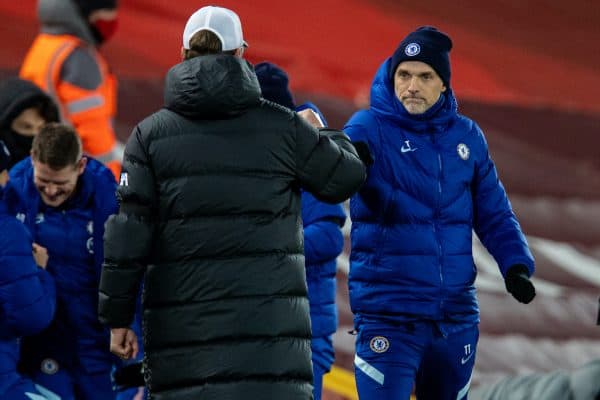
[1,1,599,398]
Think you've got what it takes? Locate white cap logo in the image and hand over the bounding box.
[405,43,421,56]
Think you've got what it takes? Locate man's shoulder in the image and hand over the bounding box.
[84,158,117,187]
[6,158,34,199]
[60,46,102,90]
[451,113,483,136]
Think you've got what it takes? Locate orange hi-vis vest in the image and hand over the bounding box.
[20,33,122,180]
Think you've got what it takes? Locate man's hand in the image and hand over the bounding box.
[110,328,139,360]
[505,264,536,304]
[298,108,325,128]
[32,243,49,269]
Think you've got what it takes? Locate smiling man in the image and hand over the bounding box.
[344,26,536,400]
[2,123,121,399]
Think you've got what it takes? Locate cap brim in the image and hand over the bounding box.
[243,40,249,48]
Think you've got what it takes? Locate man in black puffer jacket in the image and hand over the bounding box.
[97,5,367,400]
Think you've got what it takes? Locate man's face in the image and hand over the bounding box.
[394,61,446,114]
[32,158,87,207]
[11,107,46,137]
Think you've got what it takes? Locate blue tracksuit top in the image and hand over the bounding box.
[3,157,118,374]
[344,58,534,324]
[0,199,56,395]
[302,192,346,337]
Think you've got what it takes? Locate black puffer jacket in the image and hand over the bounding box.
[98,54,366,400]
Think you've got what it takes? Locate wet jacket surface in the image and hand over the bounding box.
[345,58,534,325]
[98,54,366,400]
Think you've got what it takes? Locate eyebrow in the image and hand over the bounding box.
[37,177,70,185]
[397,69,434,78]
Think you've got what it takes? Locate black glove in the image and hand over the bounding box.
[113,361,145,389]
[352,141,374,167]
[505,264,536,304]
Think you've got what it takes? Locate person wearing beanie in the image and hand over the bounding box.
[97,6,366,400]
[256,61,347,400]
[344,26,536,399]
[0,77,59,170]
[19,0,124,181]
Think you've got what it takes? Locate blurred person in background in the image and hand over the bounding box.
[0,78,59,170]
[344,26,536,400]
[20,0,123,180]
[0,141,59,400]
[97,5,367,400]
[470,359,600,400]
[2,123,120,399]
[256,61,347,400]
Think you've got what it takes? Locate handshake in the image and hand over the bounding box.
[504,264,536,304]
[297,106,374,167]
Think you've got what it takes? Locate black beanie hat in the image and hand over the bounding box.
[389,26,453,87]
[255,62,296,109]
[72,0,118,17]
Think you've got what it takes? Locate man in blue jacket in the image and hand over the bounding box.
[0,141,59,399]
[344,26,536,400]
[255,62,347,400]
[2,123,120,399]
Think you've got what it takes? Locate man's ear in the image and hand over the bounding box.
[234,47,244,58]
[78,156,88,176]
[180,46,186,61]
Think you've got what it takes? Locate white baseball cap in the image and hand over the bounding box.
[182,6,248,51]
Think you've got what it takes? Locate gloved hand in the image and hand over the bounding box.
[505,264,536,304]
[113,361,145,390]
[352,141,374,167]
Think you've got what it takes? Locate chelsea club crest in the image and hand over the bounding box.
[457,143,470,160]
[370,336,390,353]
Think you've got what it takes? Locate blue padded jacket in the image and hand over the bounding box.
[3,157,118,374]
[0,199,56,395]
[345,59,534,324]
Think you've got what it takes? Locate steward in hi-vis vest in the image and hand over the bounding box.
[20,0,123,180]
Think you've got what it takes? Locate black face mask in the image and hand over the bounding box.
[1,129,34,168]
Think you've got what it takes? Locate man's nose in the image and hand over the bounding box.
[407,77,419,92]
[45,184,58,196]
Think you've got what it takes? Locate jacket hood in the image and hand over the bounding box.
[38,0,97,45]
[164,54,261,119]
[0,78,59,129]
[370,57,458,133]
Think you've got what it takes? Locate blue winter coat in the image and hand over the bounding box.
[3,157,118,374]
[345,59,534,324]
[302,192,345,338]
[0,199,56,395]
